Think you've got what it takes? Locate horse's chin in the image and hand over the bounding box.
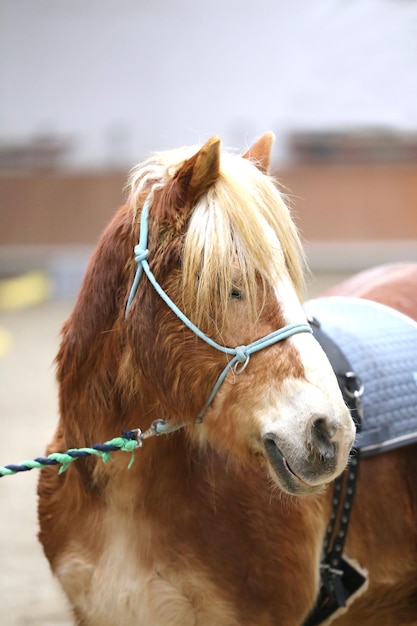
[263,439,328,496]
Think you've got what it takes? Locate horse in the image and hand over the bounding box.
[37,132,416,625]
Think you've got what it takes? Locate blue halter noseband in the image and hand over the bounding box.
[125,195,312,424]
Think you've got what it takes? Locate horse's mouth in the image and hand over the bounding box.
[263,435,322,496]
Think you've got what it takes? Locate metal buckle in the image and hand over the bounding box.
[343,371,364,399]
[343,371,364,426]
[233,354,250,374]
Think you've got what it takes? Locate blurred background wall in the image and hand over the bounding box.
[1,0,417,298]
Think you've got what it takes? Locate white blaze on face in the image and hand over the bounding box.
[274,272,344,399]
[260,272,356,479]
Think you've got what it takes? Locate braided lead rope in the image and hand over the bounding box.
[0,420,184,478]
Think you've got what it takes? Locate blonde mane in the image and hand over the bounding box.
[128,145,306,329]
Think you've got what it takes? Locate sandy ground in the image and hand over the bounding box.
[0,300,74,626]
[0,272,348,626]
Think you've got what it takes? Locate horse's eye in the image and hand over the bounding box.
[230,287,243,300]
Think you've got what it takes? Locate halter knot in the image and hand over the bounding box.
[233,345,251,374]
[234,345,248,362]
[134,245,149,264]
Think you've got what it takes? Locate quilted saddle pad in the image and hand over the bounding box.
[304,297,417,457]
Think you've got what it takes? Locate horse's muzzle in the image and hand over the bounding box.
[263,416,342,495]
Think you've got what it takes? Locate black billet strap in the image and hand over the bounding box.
[303,317,365,626]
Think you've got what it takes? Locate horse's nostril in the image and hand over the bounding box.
[310,416,337,459]
[314,416,338,439]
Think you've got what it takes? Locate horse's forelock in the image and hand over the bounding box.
[181,155,307,329]
[127,145,306,331]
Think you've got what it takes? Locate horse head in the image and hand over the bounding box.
[60,133,355,497]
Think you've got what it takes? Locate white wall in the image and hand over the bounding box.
[1,0,417,167]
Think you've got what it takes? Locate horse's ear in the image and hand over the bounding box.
[174,135,221,207]
[242,131,275,174]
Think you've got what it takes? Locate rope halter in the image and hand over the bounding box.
[125,194,312,424]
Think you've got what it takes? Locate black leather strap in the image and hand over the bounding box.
[303,317,366,626]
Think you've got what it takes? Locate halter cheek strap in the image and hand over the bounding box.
[125,194,312,423]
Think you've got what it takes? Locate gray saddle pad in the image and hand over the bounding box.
[304,297,417,457]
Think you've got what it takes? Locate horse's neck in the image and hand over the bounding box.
[92,424,193,519]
